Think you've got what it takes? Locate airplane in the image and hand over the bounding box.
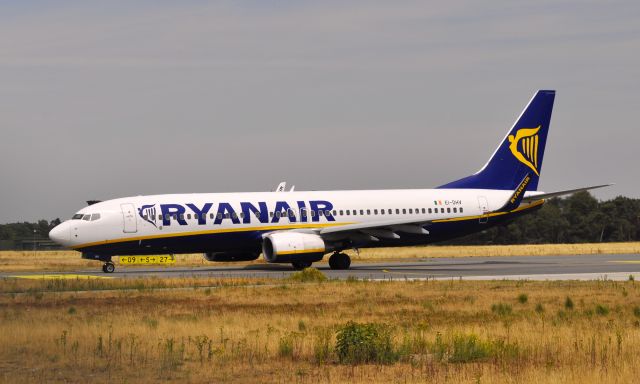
[49,90,610,273]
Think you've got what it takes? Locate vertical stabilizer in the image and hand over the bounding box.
[439,90,555,190]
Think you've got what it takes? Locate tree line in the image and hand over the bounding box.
[0,192,639,248]
[0,218,61,247]
[446,192,640,245]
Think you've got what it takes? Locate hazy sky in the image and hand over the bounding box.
[1,1,638,223]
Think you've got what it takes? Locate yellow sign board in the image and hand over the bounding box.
[119,255,176,265]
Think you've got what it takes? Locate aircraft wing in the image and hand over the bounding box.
[320,217,431,237]
[522,184,612,203]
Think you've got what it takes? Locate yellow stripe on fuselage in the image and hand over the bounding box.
[71,222,353,250]
[432,200,544,223]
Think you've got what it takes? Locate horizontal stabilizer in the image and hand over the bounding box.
[522,184,613,203]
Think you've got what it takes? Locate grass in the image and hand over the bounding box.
[288,267,327,282]
[1,278,640,382]
[2,241,640,272]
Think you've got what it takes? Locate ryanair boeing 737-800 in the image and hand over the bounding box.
[49,90,609,273]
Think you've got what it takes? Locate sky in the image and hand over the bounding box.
[0,0,638,223]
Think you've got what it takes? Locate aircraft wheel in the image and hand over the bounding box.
[102,262,115,274]
[329,253,351,270]
[292,261,312,270]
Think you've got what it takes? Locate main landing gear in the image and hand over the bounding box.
[102,262,115,273]
[291,261,313,270]
[329,252,351,270]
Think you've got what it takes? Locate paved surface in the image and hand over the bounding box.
[4,253,640,281]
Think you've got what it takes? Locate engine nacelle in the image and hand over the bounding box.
[202,251,260,262]
[262,232,326,263]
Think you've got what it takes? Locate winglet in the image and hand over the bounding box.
[499,173,533,212]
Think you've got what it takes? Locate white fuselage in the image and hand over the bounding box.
[50,188,542,254]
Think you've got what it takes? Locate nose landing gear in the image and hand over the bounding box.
[83,252,116,274]
[328,252,351,270]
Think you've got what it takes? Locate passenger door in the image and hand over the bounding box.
[477,196,489,224]
[121,203,138,233]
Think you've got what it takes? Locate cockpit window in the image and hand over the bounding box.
[91,213,101,221]
[82,214,91,221]
[72,214,84,220]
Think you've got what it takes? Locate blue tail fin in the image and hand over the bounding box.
[439,90,555,191]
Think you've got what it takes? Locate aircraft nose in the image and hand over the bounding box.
[49,223,70,245]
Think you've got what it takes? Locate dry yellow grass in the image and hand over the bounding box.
[2,242,639,272]
[348,242,640,260]
[0,277,639,383]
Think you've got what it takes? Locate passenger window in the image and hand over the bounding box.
[421,208,425,214]
[396,209,400,214]
[218,213,223,219]
[409,209,413,214]
[366,209,371,215]
[374,209,378,215]
[311,211,316,217]
[441,208,445,213]
[402,209,406,214]
[318,210,324,216]
[178,214,184,220]
[187,214,192,219]
[453,208,457,213]
[339,210,344,216]
[325,210,331,216]
[333,210,337,216]
[428,208,432,214]
[447,208,451,213]
[91,213,101,221]
[240,212,245,219]
[415,208,419,213]
[389,209,393,214]
[360,210,364,215]
[460,207,464,213]
[346,210,350,216]
[380,209,385,215]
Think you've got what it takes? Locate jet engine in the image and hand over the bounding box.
[262,232,326,263]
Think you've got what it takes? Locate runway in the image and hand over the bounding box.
[5,253,640,281]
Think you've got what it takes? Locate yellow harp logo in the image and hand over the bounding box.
[508,125,541,176]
